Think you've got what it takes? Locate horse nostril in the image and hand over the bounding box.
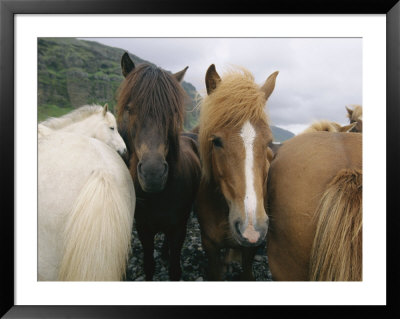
[234,220,242,237]
[162,162,169,176]
[138,162,143,175]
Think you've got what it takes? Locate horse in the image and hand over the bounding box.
[196,64,278,280]
[116,53,201,281]
[267,131,362,281]
[346,105,363,132]
[301,119,356,134]
[38,104,135,281]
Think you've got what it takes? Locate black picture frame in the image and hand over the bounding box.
[1,0,399,318]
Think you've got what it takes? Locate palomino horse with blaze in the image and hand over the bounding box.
[117,53,201,280]
[38,104,135,281]
[267,131,362,281]
[196,65,277,280]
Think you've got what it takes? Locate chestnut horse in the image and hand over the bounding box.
[196,65,277,280]
[117,53,201,280]
[267,132,362,281]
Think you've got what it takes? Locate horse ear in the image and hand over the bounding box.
[205,64,221,95]
[340,122,357,132]
[102,103,108,116]
[121,52,135,78]
[173,66,189,82]
[261,71,279,100]
[345,106,353,118]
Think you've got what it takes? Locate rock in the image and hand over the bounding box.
[126,211,273,281]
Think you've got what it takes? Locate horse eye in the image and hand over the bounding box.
[212,136,223,148]
[110,127,115,131]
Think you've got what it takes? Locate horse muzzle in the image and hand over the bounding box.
[137,158,169,193]
[118,147,128,160]
[229,204,269,247]
[233,220,268,247]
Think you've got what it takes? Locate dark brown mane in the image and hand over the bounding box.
[117,63,185,166]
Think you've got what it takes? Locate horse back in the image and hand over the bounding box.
[275,132,361,173]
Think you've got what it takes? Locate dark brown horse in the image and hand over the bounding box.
[196,65,278,280]
[267,132,362,281]
[117,53,201,280]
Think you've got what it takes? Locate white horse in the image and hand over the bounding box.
[38,104,135,281]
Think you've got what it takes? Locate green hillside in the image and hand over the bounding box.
[38,38,293,139]
[271,126,295,142]
[38,38,199,129]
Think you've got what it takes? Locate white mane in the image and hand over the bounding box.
[38,104,126,156]
[40,105,104,130]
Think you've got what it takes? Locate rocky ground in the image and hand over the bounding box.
[125,211,273,281]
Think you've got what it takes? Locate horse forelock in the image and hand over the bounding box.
[117,64,185,166]
[199,68,269,181]
[40,105,105,130]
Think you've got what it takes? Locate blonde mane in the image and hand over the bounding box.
[40,104,104,130]
[199,68,269,180]
[302,120,342,134]
[302,119,357,134]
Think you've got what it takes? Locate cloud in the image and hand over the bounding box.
[83,37,362,132]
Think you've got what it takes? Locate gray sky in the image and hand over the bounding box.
[83,38,362,134]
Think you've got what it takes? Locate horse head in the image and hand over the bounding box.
[200,65,278,247]
[94,104,128,157]
[346,105,363,133]
[118,53,188,193]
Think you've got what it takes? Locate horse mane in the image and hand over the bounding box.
[302,119,358,134]
[116,63,185,165]
[302,120,342,134]
[40,104,103,130]
[199,67,269,181]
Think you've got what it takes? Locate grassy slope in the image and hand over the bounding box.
[38,38,293,138]
[38,38,199,129]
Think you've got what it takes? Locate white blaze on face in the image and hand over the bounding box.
[240,121,257,226]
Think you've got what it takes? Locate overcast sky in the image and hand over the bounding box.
[83,38,362,134]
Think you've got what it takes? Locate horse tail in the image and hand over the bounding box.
[309,168,362,281]
[58,169,133,281]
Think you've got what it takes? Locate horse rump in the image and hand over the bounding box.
[58,169,133,281]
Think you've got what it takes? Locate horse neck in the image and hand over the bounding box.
[59,115,100,137]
